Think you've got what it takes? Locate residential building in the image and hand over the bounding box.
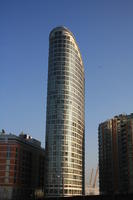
[98,114,133,194]
[0,130,45,200]
[45,26,85,197]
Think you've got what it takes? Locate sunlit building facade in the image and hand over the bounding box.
[98,114,133,194]
[0,130,45,200]
[45,26,85,197]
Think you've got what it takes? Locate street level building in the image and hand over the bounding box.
[98,113,133,194]
[0,130,45,200]
[45,26,85,197]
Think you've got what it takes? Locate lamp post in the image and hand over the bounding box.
[57,175,60,197]
[62,172,64,196]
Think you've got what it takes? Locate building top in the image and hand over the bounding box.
[49,26,75,39]
[99,113,133,125]
[49,26,84,68]
[0,130,44,150]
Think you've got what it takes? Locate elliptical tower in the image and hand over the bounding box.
[45,26,85,197]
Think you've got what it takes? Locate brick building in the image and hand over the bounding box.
[0,130,45,200]
[98,114,133,194]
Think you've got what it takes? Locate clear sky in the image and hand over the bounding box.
[0,0,133,185]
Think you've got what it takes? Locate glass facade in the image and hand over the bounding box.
[45,27,85,197]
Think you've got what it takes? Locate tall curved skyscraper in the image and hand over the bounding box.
[45,26,85,197]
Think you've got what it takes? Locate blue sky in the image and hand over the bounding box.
[0,0,133,185]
